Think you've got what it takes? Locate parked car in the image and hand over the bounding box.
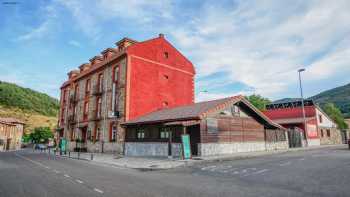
[35,144,48,151]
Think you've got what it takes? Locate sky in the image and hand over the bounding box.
[0,0,349,102]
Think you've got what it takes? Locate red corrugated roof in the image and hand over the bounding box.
[262,106,316,120]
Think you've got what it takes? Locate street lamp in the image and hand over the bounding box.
[298,68,308,147]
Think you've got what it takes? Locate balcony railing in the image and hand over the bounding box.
[91,110,102,121]
[69,94,78,104]
[92,85,103,96]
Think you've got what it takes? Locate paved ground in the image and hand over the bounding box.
[0,145,349,197]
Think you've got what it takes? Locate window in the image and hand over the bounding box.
[83,101,89,120]
[164,52,169,59]
[110,123,117,142]
[163,74,169,79]
[98,73,103,91]
[326,129,331,137]
[231,105,240,116]
[207,118,218,133]
[137,128,145,139]
[85,79,91,95]
[160,127,171,139]
[113,66,119,82]
[321,129,324,137]
[319,115,323,123]
[74,84,79,97]
[162,101,168,107]
[96,97,102,118]
[87,127,92,141]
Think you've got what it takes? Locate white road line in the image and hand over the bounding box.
[64,174,70,178]
[53,170,61,174]
[243,169,270,177]
[93,188,104,194]
[299,158,305,161]
[279,161,291,166]
[14,153,51,169]
[76,179,84,184]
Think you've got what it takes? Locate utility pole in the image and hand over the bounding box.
[298,68,308,147]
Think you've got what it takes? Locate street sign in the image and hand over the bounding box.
[181,134,191,159]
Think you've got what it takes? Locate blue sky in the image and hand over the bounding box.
[0,0,349,102]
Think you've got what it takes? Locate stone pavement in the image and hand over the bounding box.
[46,144,347,170]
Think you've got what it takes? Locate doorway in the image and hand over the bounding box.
[187,125,200,156]
[6,138,11,150]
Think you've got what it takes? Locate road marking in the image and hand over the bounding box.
[14,153,51,169]
[76,179,84,184]
[243,169,270,177]
[201,165,216,171]
[93,188,104,194]
[299,158,305,161]
[64,174,70,178]
[279,161,291,166]
[53,170,60,174]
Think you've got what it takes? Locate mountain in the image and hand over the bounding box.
[273,83,350,118]
[0,81,59,116]
[310,83,350,118]
[0,81,59,133]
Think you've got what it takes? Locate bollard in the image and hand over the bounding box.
[91,153,93,160]
[78,151,80,160]
[69,151,71,158]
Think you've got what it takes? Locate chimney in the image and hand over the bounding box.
[115,37,137,51]
[89,55,103,66]
[101,48,117,60]
[79,63,91,72]
[159,33,164,38]
[67,69,80,79]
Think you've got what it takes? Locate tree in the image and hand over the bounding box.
[246,94,271,111]
[322,103,348,130]
[30,127,53,143]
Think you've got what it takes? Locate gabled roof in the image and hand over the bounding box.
[0,117,25,125]
[122,95,284,129]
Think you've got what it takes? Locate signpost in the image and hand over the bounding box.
[181,134,191,159]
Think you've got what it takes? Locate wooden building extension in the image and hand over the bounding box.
[122,95,288,157]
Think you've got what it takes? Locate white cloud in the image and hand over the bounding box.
[168,0,350,99]
[58,0,172,38]
[68,40,82,47]
[16,4,58,41]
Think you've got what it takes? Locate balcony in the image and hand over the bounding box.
[69,94,78,104]
[91,110,102,121]
[92,85,103,96]
[68,115,76,124]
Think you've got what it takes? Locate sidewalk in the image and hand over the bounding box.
[50,144,347,170]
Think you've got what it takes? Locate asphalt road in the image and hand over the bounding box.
[0,145,349,197]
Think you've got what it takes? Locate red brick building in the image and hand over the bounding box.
[58,34,195,153]
[263,99,341,146]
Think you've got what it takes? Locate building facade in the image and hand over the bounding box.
[0,118,25,151]
[122,96,288,157]
[58,34,195,153]
[263,99,341,146]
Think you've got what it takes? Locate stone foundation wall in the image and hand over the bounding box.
[66,141,123,154]
[198,142,267,156]
[266,141,289,151]
[307,138,321,146]
[124,142,182,157]
[319,128,342,145]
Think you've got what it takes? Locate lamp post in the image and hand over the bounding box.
[298,68,308,147]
